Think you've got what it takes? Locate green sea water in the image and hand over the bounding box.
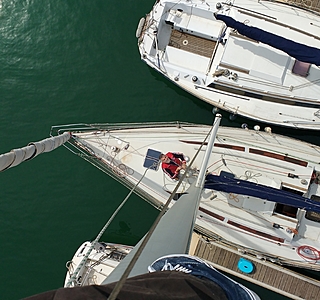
[0,1,319,299]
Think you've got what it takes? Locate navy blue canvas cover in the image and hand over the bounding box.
[149,254,258,300]
[204,173,320,213]
[216,15,320,66]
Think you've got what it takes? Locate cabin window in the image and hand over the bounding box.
[274,203,298,218]
[274,186,300,218]
[305,195,320,223]
[281,186,303,196]
[249,149,307,167]
[292,60,310,77]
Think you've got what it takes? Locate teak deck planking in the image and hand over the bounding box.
[169,30,216,58]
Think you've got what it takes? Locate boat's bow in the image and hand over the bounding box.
[103,114,222,284]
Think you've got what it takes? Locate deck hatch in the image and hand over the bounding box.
[143,149,161,171]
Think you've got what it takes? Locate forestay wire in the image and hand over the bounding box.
[107,121,216,300]
[65,165,154,287]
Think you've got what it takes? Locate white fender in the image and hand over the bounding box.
[136,17,145,38]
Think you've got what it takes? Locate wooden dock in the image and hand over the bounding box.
[189,234,320,300]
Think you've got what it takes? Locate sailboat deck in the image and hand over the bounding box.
[191,235,320,300]
[169,30,216,58]
[275,0,320,14]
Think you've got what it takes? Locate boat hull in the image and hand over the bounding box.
[54,122,320,270]
[137,0,320,130]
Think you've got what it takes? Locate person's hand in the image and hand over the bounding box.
[181,163,186,170]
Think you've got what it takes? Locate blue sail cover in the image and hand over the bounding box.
[216,14,320,66]
[204,173,320,213]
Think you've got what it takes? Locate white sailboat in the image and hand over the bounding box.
[60,114,259,300]
[51,115,320,271]
[136,0,320,130]
[0,116,258,299]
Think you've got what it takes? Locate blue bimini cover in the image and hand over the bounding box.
[216,14,320,66]
[204,173,320,213]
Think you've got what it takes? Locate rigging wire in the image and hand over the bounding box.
[107,121,216,300]
[65,165,154,287]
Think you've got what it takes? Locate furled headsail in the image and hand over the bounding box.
[216,14,320,66]
[0,132,70,172]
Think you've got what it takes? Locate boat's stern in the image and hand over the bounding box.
[64,241,132,287]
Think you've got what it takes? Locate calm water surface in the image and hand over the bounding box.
[0,1,319,299]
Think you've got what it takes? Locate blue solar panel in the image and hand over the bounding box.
[143,149,161,171]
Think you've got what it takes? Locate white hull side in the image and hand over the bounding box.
[56,122,320,270]
[138,0,320,130]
